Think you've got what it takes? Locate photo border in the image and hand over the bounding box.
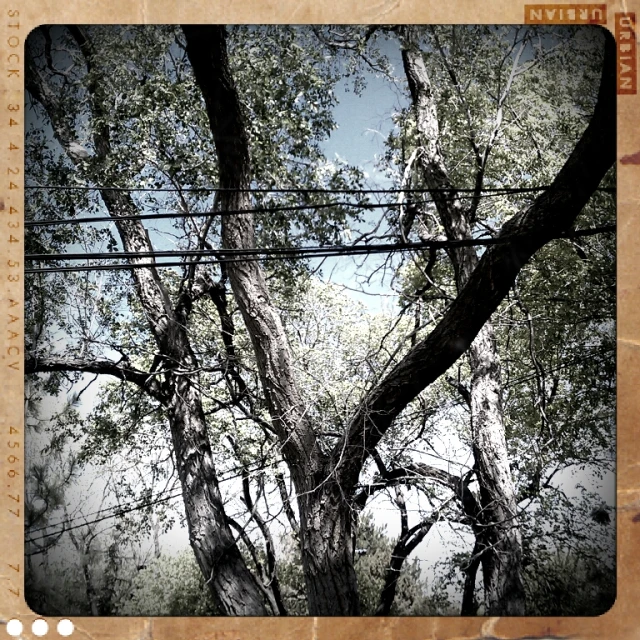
[1,1,635,638]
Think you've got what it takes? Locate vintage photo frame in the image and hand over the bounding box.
[0,1,636,638]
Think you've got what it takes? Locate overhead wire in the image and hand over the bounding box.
[24,225,616,274]
[25,457,263,536]
[23,182,616,533]
[26,199,375,228]
[24,188,573,229]
[25,184,614,194]
[25,489,183,544]
[25,455,287,543]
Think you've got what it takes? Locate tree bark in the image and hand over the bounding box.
[26,27,269,616]
[183,24,361,615]
[400,29,525,614]
[293,481,361,615]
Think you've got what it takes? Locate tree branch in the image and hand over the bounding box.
[334,32,615,490]
[25,354,166,403]
[183,25,324,484]
[375,511,439,615]
[275,472,300,538]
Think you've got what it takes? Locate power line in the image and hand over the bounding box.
[26,486,182,537]
[23,183,617,195]
[25,457,286,543]
[26,239,498,261]
[25,490,183,544]
[25,454,289,538]
[24,189,556,229]
[23,225,616,274]
[26,200,373,228]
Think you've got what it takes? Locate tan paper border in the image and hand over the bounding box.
[0,2,635,638]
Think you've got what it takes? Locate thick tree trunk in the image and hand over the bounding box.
[297,482,361,615]
[468,326,525,615]
[183,25,361,615]
[167,377,269,615]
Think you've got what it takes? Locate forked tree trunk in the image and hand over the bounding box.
[186,23,614,616]
[183,24,362,615]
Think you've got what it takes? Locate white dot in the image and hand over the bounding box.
[6,619,23,637]
[32,619,49,636]
[57,620,74,637]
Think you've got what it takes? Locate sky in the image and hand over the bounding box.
[27,39,435,564]
[312,36,407,312]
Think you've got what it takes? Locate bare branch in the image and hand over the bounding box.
[25,354,166,402]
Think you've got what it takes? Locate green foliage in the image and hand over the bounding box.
[117,550,219,616]
[277,514,454,615]
[524,550,615,616]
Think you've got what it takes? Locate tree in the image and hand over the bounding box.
[276,513,456,616]
[25,24,615,615]
[117,550,219,616]
[524,551,615,616]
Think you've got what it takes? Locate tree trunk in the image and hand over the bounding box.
[461,541,481,616]
[400,31,526,614]
[469,326,525,615]
[297,482,361,615]
[26,28,269,616]
[167,382,269,614]
[183,24,362,615]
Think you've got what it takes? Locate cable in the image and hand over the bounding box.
[25,490,183,544]
[25,455,288,537]
[24,189,554,229]
[24,183,616,195]
[26,200,376,228]
[26,486,183,536]
[25,468,276,544]
[24,225,616,274]
[26,239,503,261]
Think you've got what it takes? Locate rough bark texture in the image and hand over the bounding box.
[26,27,268,616]
[400,30,525,614]
[183,25,361,615]
[296,481,361,615]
